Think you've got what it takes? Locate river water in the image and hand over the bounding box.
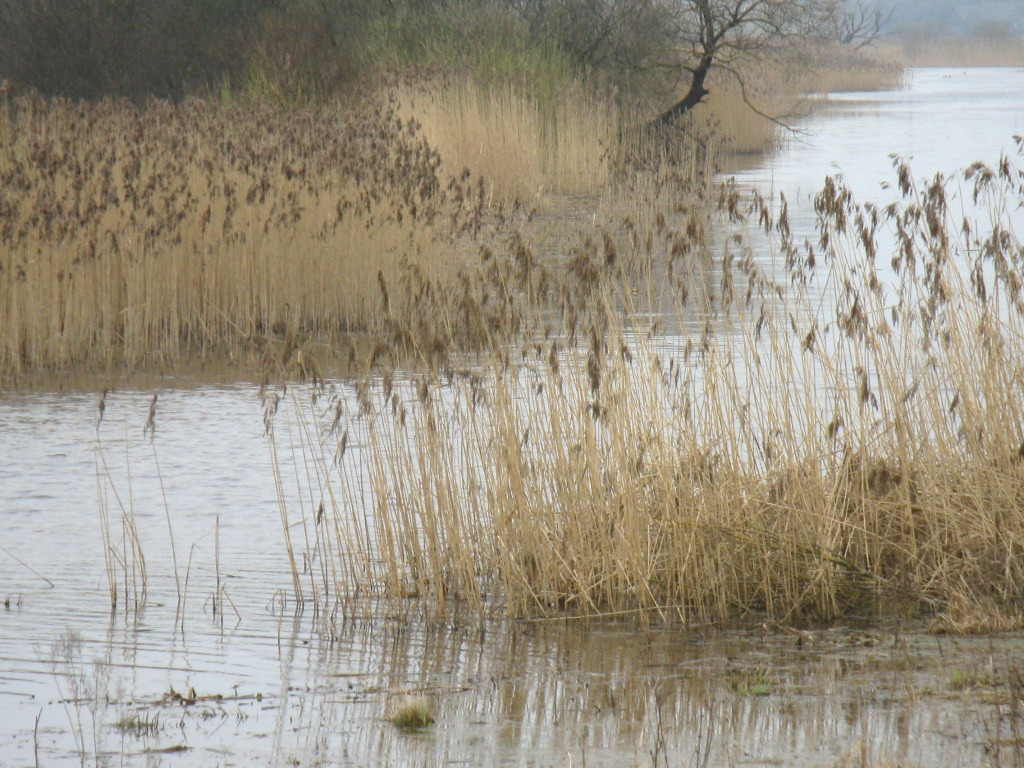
[725,67,1024,233]
[2,68,1024,767]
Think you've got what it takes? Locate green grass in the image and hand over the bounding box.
[388,697,435,729]
[357,1,580,102]
[949,669,997,692]
[729,668,772,697]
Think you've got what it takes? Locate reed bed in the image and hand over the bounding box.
[691,73,789,156]
[795,45,905,95]
[0,84,676,382]
[273,148,1024,626]
[0,93,502,378]
[892,35,1024,68]
[396,77,619,200]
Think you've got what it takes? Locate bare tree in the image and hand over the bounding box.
[834,0,894,49]
[655,0,890,126]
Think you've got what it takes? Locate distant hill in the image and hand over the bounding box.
[885,0,1024,36]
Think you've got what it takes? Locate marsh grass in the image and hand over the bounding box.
[692,83,786,156]
[387,696,434,730]
[0,82,676,382]
[396,77,619,200]
[791,43,905,95]
[892,35,1024,68]
[929,596,1024,636]
[688,48,904,156]
[949,667,999,692]
[729,668,772,697]
[113,711,159,738]
[831,751,910,768]
[272,148,1024,627]
[95,391,148,612]
[0,48,901,380]
[355,2,577,100]
[0,93,501,378]
[50,628,108,766]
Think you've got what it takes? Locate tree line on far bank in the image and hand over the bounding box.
[0,1,890,124]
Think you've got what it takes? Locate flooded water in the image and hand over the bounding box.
[4,68,1024,767]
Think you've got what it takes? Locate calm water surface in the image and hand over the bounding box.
[3,68,1024,767]
[717,68,1024,338]
[726,67,1024,229]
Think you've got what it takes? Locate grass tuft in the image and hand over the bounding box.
[113,712,159,737]
[929,596,1024,636]
[387,696,434,730]
[729,668,772,697]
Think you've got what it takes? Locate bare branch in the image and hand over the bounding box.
[655,0,892,126]
[833,0,894,49]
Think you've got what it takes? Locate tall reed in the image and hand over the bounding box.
[0,94,494,378]
[275,148,1024,626]
[688,50,904,155]
[396,77,619,200]
[892,34,1024,67]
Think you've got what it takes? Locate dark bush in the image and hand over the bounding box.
[0,0,281,99]
[0,0,678,102]
[504,0,680,97]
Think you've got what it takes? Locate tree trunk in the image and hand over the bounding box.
[656,56,712,126]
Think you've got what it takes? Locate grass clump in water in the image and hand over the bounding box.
[729,668,772,697]
[113,711,159,738]
[387,696,434,730]
[949,667,998,693]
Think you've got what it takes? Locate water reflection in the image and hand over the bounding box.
[0,388,1016,767]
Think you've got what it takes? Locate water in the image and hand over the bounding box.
[725,67,1024,241]
[3,68,1024,767]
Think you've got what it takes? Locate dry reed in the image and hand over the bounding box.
[928,595,1024,635]
[0,83,659,383]
[94,392,148,612]
[686,48,904,156]
[272,147,1024,627]
[396,77,618,200]
[0,52,902,381]
[891,35,1024,68]
[0,93,498,379]
[795,46,905,94]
